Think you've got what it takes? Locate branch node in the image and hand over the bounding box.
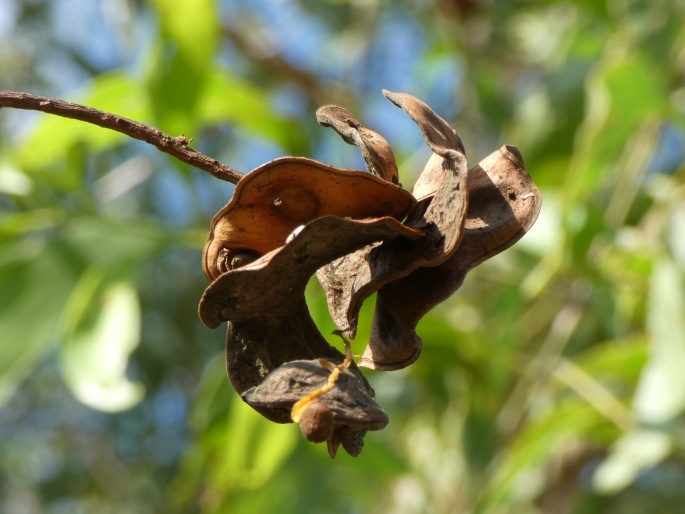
[175,134,193,146]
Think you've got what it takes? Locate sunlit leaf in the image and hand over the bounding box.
[176,357,298,505]
[633,257,685,423]
[669,203,685,268]
[215,396,298,489]
[570,50,668,198]
[60,277,145,412]
[147,0,218,135]
[593,429,671,494]
[198,69,308,154]
[0,215,165,408]
[14,72,149,171]
[486,400,616,509]
[0,161,32,195]
[150,0,217,69]
[573,336,648,386]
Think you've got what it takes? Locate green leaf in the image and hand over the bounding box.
[573,336,648,386]
[58,216,169,274]
[147,0,218,135]
[0,214,165,408]
[633,257,685,423]
[593,429,671,494]
[0,237,81,405]
[669,203,685,268]
[150,0,217,69]
[570,50,668,198]
[15,72,149,171]
[177,356,298,503]
[0,161,33,196]
[214,395,298,489]
[198,69,308,154]
[486,399,616,509]
[60,277,145,412]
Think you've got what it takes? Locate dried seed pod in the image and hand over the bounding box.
[202,157,416,281]
[197,90,542,456]
[316,104,399,183]
[317,91,469,338]
[242,357,388,457]
[298,402,335,443]
[360,145,542,370]
[199,216,423,330]
[382,90,465,159]
[198,216,421,437]
[199,215,413,455]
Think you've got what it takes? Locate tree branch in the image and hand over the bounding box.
[0,90,245,184]
[222,24,352,107]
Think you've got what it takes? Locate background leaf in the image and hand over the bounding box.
[0,237,80,404]
[15,72,148,171]
[593,429,672,494]
[60,277,145,412]
[633,257,685,424]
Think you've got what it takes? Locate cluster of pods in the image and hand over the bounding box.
[198,91,541,458]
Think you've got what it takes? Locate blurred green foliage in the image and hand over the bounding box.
[2,0,685,513]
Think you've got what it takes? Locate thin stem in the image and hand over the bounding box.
[0,90,245,184]
[552,357,635,431]
[221,24,351,106]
